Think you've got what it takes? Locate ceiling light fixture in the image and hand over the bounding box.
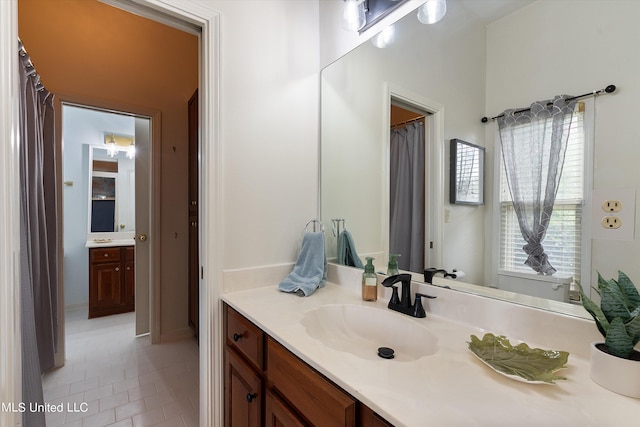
[417,0,447,25]
[126,141,135,160]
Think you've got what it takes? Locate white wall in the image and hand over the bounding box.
[62,106,134,306]
[203,0,321,273]
[486,0,640,288]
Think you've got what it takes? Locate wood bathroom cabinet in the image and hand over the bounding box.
[88,246,135,318]
[223,304,393,427]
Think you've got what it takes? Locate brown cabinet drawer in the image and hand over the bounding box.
[90,247,121,263]
[225,305,264,371]
[267,337,356,426]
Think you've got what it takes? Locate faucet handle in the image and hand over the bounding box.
[389,286,401,305]
[412,292,437,318]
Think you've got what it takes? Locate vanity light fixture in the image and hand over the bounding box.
[371,24,395,48]
[126,141,135,160]
[417,0,447,24]
[106,134,118,158]
[342,0,367,32]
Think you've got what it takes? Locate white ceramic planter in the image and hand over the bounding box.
[590,342,640,398]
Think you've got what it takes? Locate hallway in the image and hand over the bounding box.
[42,308,199,426]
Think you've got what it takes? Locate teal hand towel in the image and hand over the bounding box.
[337,230,363,268]
[278,232,327,297]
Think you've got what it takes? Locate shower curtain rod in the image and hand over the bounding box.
[18,38,46,92]
[391,115,425,129]
[481,84,616,123]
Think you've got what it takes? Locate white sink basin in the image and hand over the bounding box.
[301,304,438,362]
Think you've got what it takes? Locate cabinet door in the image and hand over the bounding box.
[265,390,307,427]
[225,348,262,427]
[124,260,135,307]
[89,261,122,318]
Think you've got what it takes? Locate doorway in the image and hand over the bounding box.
[389,103,427,273]
[60,103,152,334]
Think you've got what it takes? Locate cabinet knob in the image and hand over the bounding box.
[232,333,243,342]
[126,267,131,271]
[115,267,120,272]
[246,393,257,403]
[191,221,197,227]
[104,253,109,258]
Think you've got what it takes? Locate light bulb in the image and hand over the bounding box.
[371,25,395,48]
[417,0,447,25]
[107,135,118,157]
[342,0,366,32]
[126,143,135,160]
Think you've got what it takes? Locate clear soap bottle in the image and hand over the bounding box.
[387,253,400,276]
[362,257,377,301]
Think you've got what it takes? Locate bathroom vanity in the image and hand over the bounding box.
[88,244,134,318]
[222,267,640,426]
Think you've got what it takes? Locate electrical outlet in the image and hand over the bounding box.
[602,200,622,213]
[601,216,622,229]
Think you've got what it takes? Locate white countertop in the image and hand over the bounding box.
[222,283,640,427]
[85,238,135,248]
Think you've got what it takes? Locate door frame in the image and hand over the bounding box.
[1,1,223,426]
[55,97,161,368]
[384,82,444,270]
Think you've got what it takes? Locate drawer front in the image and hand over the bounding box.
[90,247,121,263]
[225,305,264,371]
[267,337,356,426]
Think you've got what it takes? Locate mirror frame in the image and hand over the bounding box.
[449,138,485,205]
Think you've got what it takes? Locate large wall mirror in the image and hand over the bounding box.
[88,146,135,235]
[320,0,640,315]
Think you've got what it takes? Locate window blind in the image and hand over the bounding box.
[499,106,584,281]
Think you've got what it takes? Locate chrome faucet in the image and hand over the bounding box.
[381,274,436,318]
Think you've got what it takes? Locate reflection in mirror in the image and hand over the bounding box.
[321,0,640,316]
[88,146,135,235]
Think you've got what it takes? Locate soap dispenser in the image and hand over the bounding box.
[387,254,400,276]
[362,257,377,301]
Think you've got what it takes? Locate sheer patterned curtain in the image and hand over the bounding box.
[390,121,425,273]
[19,40,58,427]
[497,95,576,275]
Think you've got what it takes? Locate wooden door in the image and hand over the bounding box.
[224,348,262,427]
[188,89,199,338]
[265,390,306,427]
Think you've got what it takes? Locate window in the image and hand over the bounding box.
[498,103,586,282]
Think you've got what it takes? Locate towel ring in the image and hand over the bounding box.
[304,219,324,233]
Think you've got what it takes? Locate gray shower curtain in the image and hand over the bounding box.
[19,40,58,427]
[389,121,425,273]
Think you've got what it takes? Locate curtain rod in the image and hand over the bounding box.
[18,38,46,92]
[391,115,425,129]
[481,84,616,123]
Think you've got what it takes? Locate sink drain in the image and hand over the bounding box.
[377,347,395,359]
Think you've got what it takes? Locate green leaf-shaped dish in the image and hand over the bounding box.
[468,333,570,384]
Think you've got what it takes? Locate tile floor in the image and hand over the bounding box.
[42,307,199,427]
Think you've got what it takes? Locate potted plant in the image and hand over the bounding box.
[578,271,640,398]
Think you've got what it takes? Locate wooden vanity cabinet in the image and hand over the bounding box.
[89,246,135,318]
[223,304,394,427]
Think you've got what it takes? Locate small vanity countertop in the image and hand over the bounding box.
[85,238,135,248]
[222,283,640,427]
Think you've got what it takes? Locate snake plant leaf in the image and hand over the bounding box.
[605,317,634,358]
[600,276,634,321]
[627,308,640,347]
[468,333,569,384]
[577,281,608,338]
[617,271,640,308]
